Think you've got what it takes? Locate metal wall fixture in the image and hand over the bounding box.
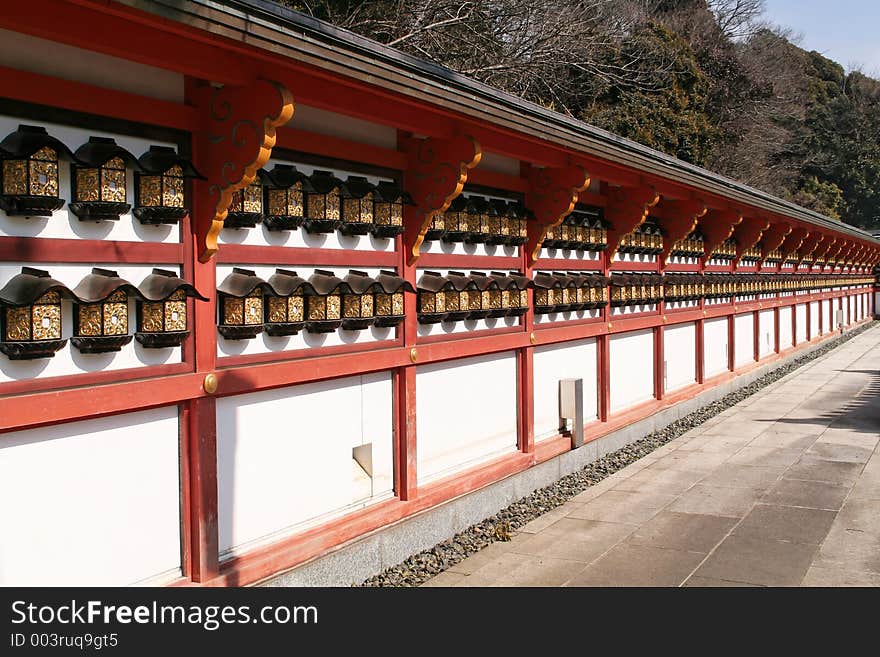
[217,268,270,339]
[609,272,663,307]
[264,268,313,335]
[417,270,531,323]
[670,230,705,258]
[135,268,206,348]
[133,146,203,225]
[225,173,264,229]
[427,194,532,245]
[340,177,376,236]
[303,170,344,234]
[542,206,609,251]
[371,181,412,239]
[69,137,141,221]
[663,273,704,302]
[710,237,736,260]
[70,268,137,353]
[0,125,72,217]
[618,217,664,255]
[262,164,310,231]
[0,267,69,360]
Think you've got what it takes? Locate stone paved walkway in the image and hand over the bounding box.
[424,324,880,587]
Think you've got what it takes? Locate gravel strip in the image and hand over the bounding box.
[360,320,878,587]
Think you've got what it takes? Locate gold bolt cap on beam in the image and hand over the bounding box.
[409,347,418,363]
[529,332,536,345]
[203,373,218,395]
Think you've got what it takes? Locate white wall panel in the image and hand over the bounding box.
[289,104,396,149]
[809,301,820,337]
[822,299,832,333]
[664,322,696,393]
[758,310,775,358]
[417,352,518,482]
[0,263,183,382]
[0,407,181,586]
[533,339,598,440]
[610,329,654,411]
[704,317,729,377]
[795,304,807,343]
[217,373,394,557]
[734,312,755,366]
[779,306,793,348]
[0,28,183,102]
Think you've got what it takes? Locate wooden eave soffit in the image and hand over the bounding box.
[605,185,661,258]
[655,199,707,266]
[524,165,590,266]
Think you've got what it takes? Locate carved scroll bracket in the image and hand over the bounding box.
[759,222,792,263]
[779,226,809,261]
[523,165,590,265]
[699,209,742,260]
[795,231,824,266]
[814,235,837,263]
[604,185,661,259]
[827,239,847,264]
[656,200,706,265]
[192,79,294,262]
[401,135,481,265]
[732,216,770,264]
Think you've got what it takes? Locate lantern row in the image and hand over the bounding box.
[226,167,412,238]
[532,272,609,314]
[540,208,610,251]
[0,125,203,224]
[217,268,414,339]
[0,267,206,360]
[417,271,533,323]
[617,217,663,255]
[425,196,533,246]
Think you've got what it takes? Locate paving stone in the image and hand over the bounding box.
[564,542,707,587]
[785,457,864,485]
[812,526,880,574]
[459,552,587,587]
[692,534,818,586]
[517,504,577,534]
[698,463,786,492]
[511,519,636,562]
[749,429,820,451]
[669,484,763,518]
[834,499,880,536]
[732,503,836,544]
[420,570,467,587]
[800,566,880,587]
[613,467,706,496]
[727,446,805,468]
[760,478,851,511]
[804,442,874,464]
[683,576,763,587]
[628,511,737,553]
[446,535,531,575]
[566,490,677,525]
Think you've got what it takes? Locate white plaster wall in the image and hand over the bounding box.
[533,339,598,440]
[479,152,521,176]
[610,303,657,316]
[703,317,729,377]
[822,299,832,332]
[0,28,183,102]
[0,116,180,243]
[809,301,820,337]
[664,322,696,393]
[610,329,654,411]
[416,353,518,483]
[795,304,808,343]
[288,104,397,149]
[0,406,181,586]
[216,372,393,557]
[216,265,397,357]
[758,309,775,358]
[533,308,602,325]
[537,247,601,261]
[734,312,755,367]
[0,263,182,382]
[779,306,793,349]
[843,296,850,326]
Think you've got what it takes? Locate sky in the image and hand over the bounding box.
[761,0,880,75]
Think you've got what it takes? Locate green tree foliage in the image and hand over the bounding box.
[280,0,880,230]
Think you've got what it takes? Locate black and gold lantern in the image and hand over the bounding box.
[506,202,532,247]
[466,272,501,319]
[464,197,495,244]
[70,137,139,221]
[533,271,564,314]
[303,170,343,234]
[0,125,72,217]
[225,172,264,229]
[70,268,138,353]
[373,270,414,327]
[217,268,268,340]
[340,176,376,237]
[551,272,578,312]
[341,270,377,330]
[264,269,314,336]
[0,267,70,360]
[445,271,482,320]
[135,268,206,348]
[486,199,511,246]
[489,271,532,316]
[372,181,412,239]
[585,274,608,309]
[306,269,347,332]
[441,196,470,243]
[262,165,311,231]
[133,146,203,225]
[609,273,629,307]
[416,270,451,324]
[563,272,589,312]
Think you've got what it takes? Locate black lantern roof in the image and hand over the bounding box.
[263,164,314,190]
[572,272,609,287]
[342,269,380,294]
[0,125,75,160]
[488,271,534,291]
[444,270,480,291]
[446,196,468,213]
[375,270,416,294]
[374,181,414,205]
[0,267,74,306]
[73,137,142,170]
[138,268,207,302]
[341,176,376,200]
[417,270,453,293]
[217,268,274,298]
[266,268,316,296]
[71,267,141,303]
[308,269,353,295]
[308,170,344,194]
[467,271,501,291]
[663,272,703,285]
[533,271,564,290]
[468,196,497,216]
[137,146,204,178]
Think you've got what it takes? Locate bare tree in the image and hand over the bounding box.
[707,0,766,40]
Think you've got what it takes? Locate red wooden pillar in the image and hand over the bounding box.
[654,325,665,400]
[791,301,797,344]
[519,220,535,454]
[806,300,811,341]
[597,333,611,422]
[695,318,705,384]
[774,306,781,353]
[753,310,760,362]
[727,314,735,371]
